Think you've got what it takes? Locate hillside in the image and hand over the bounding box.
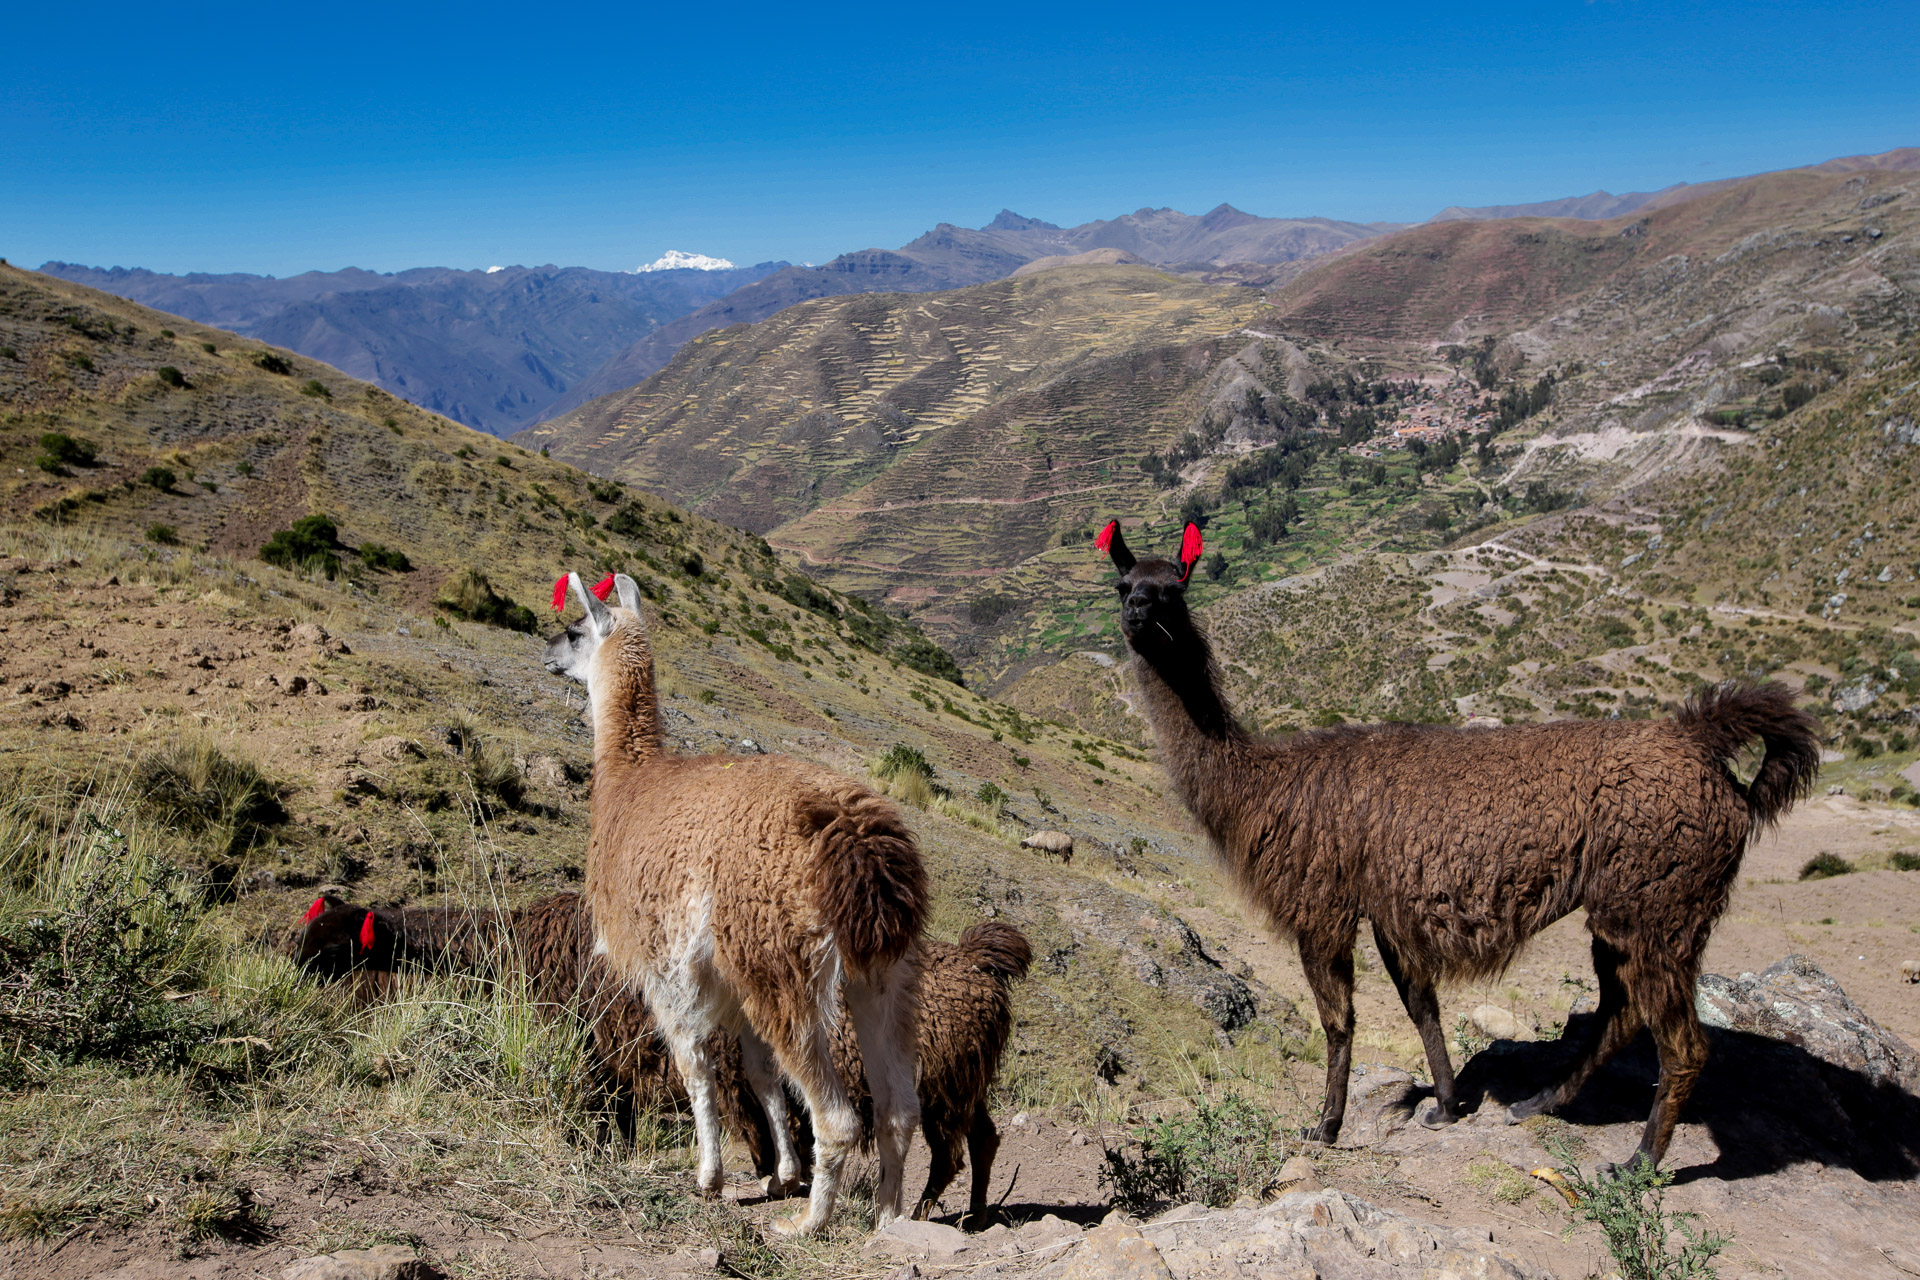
[34,260,785,436]
[536,206,1386,418]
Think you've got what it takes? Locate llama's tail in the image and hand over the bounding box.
[807,788,927,974]
[1676,680,1823,829]
[955,921,1033,984]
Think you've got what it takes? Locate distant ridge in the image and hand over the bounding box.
[1427,187,1682,223]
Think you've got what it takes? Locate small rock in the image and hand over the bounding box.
[285,674,310,695]
[34,679,71,699]
[1470,1003,1526,1041]
[279,1244,444,1280]
[1271,1153,1321,1195]
[365,735,425,763]
[864,1217,971,1261]
[288,622,331,647]
[1011,1111,1031,1127]
[881,1265,920,1280]
[695,1246,721,1269]
[526,754,581,789]
[1063,1211,1171,1280]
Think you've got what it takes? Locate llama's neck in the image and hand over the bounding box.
[1130,634,1256,842]
[590,627,663,773]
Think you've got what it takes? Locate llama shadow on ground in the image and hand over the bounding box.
[1451,1012,1920,1185]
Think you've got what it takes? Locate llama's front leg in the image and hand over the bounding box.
[847,971,922,1227]
[1373,924,1459,1126]
[664,1031,727,1197]
[1510,935,1639,1123]
[1299,937,1356,1144]
[769,1018,864,1237]
[738,1029,805,1196]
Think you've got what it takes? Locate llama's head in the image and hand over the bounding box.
[1101,520,1204,664]
[543,571,646,699]
[291,896,386,977]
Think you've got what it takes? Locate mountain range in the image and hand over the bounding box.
[39,148,1920,443]
[32,260,784,435]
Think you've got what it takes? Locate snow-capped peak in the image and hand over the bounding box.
[485,265,506,274]
[636,250,736,273]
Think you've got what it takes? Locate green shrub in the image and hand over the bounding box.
[1100,1094,1293,1212]
[1543,1138,1729,1279]
[587,479,623,503]
[874,744,934,783]
[144,524,179,546]
[299,379,331,399]
[64,352,94,372]
[1799,852,1853,881]
[159,329,175,339]
[894,635,966,686]
[200,342,217,354]
[258,514,343,579]
[1888,850,1920,872]
[37,433,98,470]
[155,365,186,388]
[0,345,16,360]
[436,568,537,633]
[1781,383,1816,412]
[141,466,176,491]
[976,781,1008,810]
[357,543,411,572]
[252,351,291,375]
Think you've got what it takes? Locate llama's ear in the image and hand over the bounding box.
[1098,520,1136,573]
[612,573,643,616]
[569,571,615,636]
[1178,522,1204,582]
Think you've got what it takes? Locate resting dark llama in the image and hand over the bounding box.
[1098,519,1821,1174]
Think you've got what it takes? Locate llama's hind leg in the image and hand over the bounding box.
[1509,935,1640,1122]
[913,1101,958,1221]
[846,970,921,1227]
[1608,952,1708,1176]
[1373,924,1459,1127]
[738,1028,806,1196]
[1298,933,1357,1144]
[964,1103,1000,1226]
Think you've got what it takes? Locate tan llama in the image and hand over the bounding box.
[545,572,926,1234]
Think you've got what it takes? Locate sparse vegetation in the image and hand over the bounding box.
[251,351,292,375]
[155,365,186,388]
[35,432,98,474]
[133,739,286,859]
[140,465,177,492]
[1100,1093,1293,1212]
[357,542,411,572]
[1544,1138,1730,1279]
[144,523,179,545]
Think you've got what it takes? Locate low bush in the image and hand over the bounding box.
[155,365,186,388]
[141,466,177,492]
[36,432,98,472]
[144,523,179,545]
[1101,1093,1293,1212]
[258,513,343,579]
[299,379,330,399]
[436,567,537,633]
[894,635,966,686]
[357,543,411,572]
[1888,850,1920,872]
[252,351,291,375]
[133,739,286,859]
[1799,852,1853,881]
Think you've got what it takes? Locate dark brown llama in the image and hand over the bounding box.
[289,892,781,1164]
[1099,520,1821,1174]
[293,895,1031,1222]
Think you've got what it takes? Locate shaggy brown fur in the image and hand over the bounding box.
[289,893,781,1166]
[551,573,926,1232]
[1103,524,1821,1173]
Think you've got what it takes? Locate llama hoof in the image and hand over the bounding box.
[1300,1120,1340,1145]
[1418,1103,1459,1130]
[771,1212,820,1238]
[1506,1090,1556,1124]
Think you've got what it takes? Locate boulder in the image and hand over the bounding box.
[363,735,425,763]
[1696,954,1920,1091]
[1469,1004,1526,1042]
[864,1217,972,1261]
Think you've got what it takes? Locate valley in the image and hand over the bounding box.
[5,148,1920,1280]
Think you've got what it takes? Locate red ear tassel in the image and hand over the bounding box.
[1094,520,1118,553]
[590,573,615,601]
[1179,522,1204,578]
[358,910,376,950]
[552,574,569,613]
[303,897,325,923]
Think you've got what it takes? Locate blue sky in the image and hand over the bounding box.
[5,1,1916,276]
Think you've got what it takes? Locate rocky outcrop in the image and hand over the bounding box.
[1696,954,1920,1091]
